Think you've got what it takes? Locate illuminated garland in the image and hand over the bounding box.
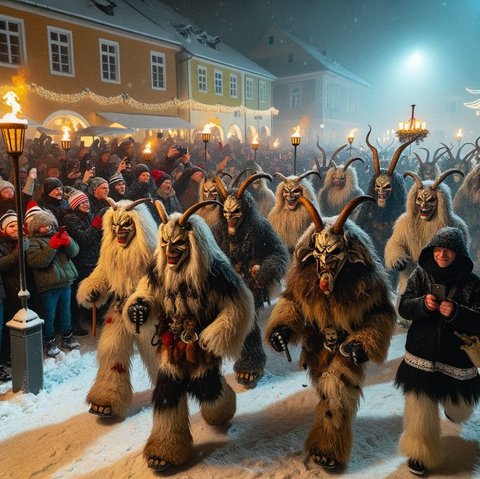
[464,87,480,110]
[0,83,278,116]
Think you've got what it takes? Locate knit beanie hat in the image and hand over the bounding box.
[134,163,150,178]
[24,200,43,224]
[109,154,121,166]
[98,144,110,156]
[89,176,108,194]
[154,170,172,187]
[0,209,17,230]
[43,177,63,196]
[0,178,15,193]
[28,208,58,236]
[66,188,89,210]
[108,172,125,187]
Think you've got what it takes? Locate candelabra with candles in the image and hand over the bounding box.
[251,136,259,162]
[0,91,44,394]
[396,104,429,144]
[291,127,301,175]
[455,129,463,148]
[201,131,210,164]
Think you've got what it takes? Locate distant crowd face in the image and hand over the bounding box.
[114,181,126,195]
[138,171,151,183]
[48,186,64,200]
[1,187,14,200]
[95,183,109,200]
[78,200,90,214]
[159,179,172,195]
[433,247,456,268]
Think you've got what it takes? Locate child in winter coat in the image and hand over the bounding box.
[26,208,80,357]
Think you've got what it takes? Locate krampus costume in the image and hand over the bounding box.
[268,170,321,253]
[439,142,476,196]
[385,169,470,298]
[196,175,224,227]
[77,198,158,418]
[356,128,419,263]
[395,227,480,475]
[265,195,395,469]
[242,161,276,218]
[317,156,365,218]
[453,162,480,265]
[212,173,289,387]
[124,201,254,471]
[413,147,444,181]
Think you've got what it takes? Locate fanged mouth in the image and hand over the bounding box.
[419,208,432,219]
[116,230,129,244]
[167,250,182,264]
[377,192,388,199]
[286,198,298,209]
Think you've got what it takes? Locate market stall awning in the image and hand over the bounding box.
[76,125,135,137]
[97,112,194,130]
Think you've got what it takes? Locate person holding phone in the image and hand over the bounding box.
[395,226,480,476]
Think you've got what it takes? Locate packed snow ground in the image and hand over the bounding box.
[1,307,479,479]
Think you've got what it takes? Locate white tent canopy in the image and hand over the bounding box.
[97,112,194,130]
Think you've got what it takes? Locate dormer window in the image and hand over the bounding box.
[92,0,116,16]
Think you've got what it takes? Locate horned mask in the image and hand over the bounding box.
[274,170,321,210]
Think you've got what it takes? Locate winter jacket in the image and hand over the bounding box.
[37,195,68,224]
[0,233,17,303]
[157,188,182,215]
[26,233,79,293]
[395,227,480,404]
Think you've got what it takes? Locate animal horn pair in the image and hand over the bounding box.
[237,173,272,198]
[106,197,151,211]
[298,195,375,234]
[404,168,464,191]
[274,170,322,182]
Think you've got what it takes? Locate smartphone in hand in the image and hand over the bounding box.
[431,283,447,302]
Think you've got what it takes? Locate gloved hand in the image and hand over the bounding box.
[49,234,64,249]
[91,215,102,229]
[269,326,292,353]
[393,258,408,271]
[87,289,100,303]
[340,340,369,365]
[58,231,71,247]
[128,299,149,334]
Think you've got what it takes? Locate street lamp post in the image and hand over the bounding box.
[291,126,301,175]
[201,131,210,164]
[251,136,259,163]
[0,91,44,394]
[455,129,463,149]
[347,131,355,157]
[61,126,71,173]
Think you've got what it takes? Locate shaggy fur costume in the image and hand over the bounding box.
[212,185,289,383]
[385,176,470,297]
[124,211,254,470]
[77,200,158,418]
[196,176,223,227]
[265,211,395,467]
[268,175,320,253]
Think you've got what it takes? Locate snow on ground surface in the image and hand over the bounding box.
[1,307,479,479]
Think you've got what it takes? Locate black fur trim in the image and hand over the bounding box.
[152,371,186,410]
[188,366,223,403]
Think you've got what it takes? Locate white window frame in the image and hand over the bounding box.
[47,26,74,77]
[214,70,223,95]
[198,65,207,92]
[0,14,26,68]
[246,77,254,101]
[150,51,166,90]
[259,80,267,103]
[230,74,238,98]
[99,39,120,84]
[290,84,302,109]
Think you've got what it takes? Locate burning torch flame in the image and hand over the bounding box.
[202,122,216,134]
[252,135,259,145]
[456,129,463,141]
[291,126,301,138]
[143,142,152,154]
[62,126,71,141]
[273,138,279,148]
[1,91,27,124]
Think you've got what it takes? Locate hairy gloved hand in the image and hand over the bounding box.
[394,258,408,271]
[128,299,149,334]
[269,326,292,352]
[340,340,369,365]
[87,290,100,303]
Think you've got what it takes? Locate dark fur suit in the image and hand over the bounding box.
[212,174,289,386]
[125,202,254,470]
[265,196,395,468]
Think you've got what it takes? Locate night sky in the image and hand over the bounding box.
[159,0,480,134]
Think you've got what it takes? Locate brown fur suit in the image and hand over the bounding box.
[265,196,395,468]
[124,203,254,471]
[385,169,470,297]
[77,199,158,418]
[268,171,321,253]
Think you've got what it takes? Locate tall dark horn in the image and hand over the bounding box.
[342,157,364,171]
[178,200,223,226]
[213,175,227,200]
[237,173,272,199]
[154,200,169,224]
[331,195,376,235]
[230,169,250,187]
[457,142,476,161]
[388,134,422,177]
[274,171,288,182]
[366,125,380,177]
[217,171,233,181]
[432,145,449,164]
[106,197,117,210]
[124,198,152,211]
[331,144,348,161]
[419,148,430,163]
[329,159,338,169]
[403,171,423,190]
[313,155,322,173]
[297,196,324,231]
[431,168,464,190]
[316,137,327,167]
[297,170,322,182]
[413,152,424,167]
[440,143,455,162]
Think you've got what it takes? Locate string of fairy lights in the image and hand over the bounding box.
[0,83,279,116]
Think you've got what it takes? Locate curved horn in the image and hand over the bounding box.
[388,134,421,176]
[413,152,424,167]
[313,154,322,173]
[432,144,449,164]
[440,143,455,161]
[237,173,272,199]
[342,157,364,171]
[154,200,169,224]
[230,168,250,187]
[297,170,322,182]
[316,137,327,166]
[106,196,118,210]
[366,125,380,177]
[213,175,228,200]
[403,171,423,190]
[274,171,288,182]
[124,197,151,211]
[331,195,376,235]
[457,142,476,161]
[431,168,464,190]
[178,200,224,226]
[331,144,348,161]
[419,148,430,163]
[217,171,233,181]
[297,196,324,231]
[329,159,338,169]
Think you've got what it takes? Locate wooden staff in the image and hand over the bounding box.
[92,303,97,337]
